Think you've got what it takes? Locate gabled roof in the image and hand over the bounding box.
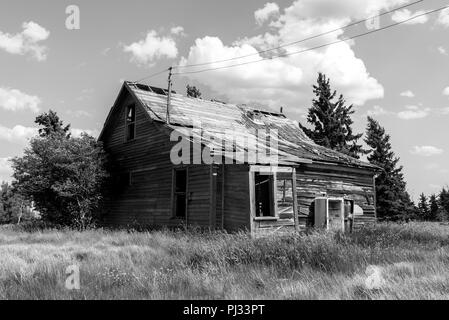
[100,81,377,170]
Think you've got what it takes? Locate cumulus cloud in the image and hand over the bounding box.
[436,8,449,28]
[67,109,92,118]
[0,21,50,61]
[410,146,444,157]
[367,105,390,116]
[443,87,449,96]
[178,0,389,111]
[0,157,13,182]
[123,30,178,67]
[70,128,99,138]
[255,2,280,25]
[391,9,429,25]
[170,26,185,36]
[0,87,41,113]
[397,105,430,120]
[0,124,36,144]
[400,90,415,98]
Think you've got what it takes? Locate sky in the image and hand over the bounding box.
[0,0,448,200]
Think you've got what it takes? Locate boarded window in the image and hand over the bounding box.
[125,104,136,141]
[173,169,187,218]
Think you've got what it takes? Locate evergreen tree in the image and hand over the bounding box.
[186,85,202,98]
[418,193,429,220]
[429,194,439,221]
[439,188,449,220]
[364,116,415,220]
[300,73,365,159]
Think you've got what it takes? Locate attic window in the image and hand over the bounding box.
[125,104,136,141]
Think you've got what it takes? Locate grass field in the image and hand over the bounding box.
[0,222,449,300]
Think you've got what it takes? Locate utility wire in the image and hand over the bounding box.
[173,5,448,76]
[133,68,171,84]
[173,0,424,69]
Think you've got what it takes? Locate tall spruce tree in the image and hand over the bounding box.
[364,116,415,220]
[300,72,365,159]
[429,194,439,221]
[418,193,429,220]
[439,188,449,220]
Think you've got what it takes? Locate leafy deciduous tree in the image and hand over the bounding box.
[186,85,202,98]
[11,111,108,229]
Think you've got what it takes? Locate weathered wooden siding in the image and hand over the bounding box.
[296,162,376,228]
[100,93,212,228]
[186,165,211,227]
[222,165,251,231]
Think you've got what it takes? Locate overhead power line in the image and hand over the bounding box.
[173,0,424,70]
[133,68,171,84]
[173,5,448,76]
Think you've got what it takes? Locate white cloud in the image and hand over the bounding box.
[366,105,391,116]
[397,105,430,120]
[443,87,449,96]
[438,46,447,56]
[101,47,111,56]
[0,124,36,144]
[0,157,13,183]
[410,146,444,157]
[400,90,415,98]
[123,30,178,67]
[0,21,50,61]
[255,2,280,25]
[391,9,429,25]
[70,128,99,138]
[436,8,449,28]
[178,0,388,111]
[170,26,185,36]
[67,109,92,118]
[0,87,41,113]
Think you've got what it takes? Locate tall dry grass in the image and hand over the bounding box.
[0,222,448,299]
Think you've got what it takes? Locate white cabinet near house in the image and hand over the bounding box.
[314,197,354,232]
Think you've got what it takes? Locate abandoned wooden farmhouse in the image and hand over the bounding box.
[98,81,379,235]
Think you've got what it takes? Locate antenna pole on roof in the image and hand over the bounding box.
[166,66,173,124]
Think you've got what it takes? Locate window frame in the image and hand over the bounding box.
[250,166,297,222]
[125,103,136,142]
[172,167,188,219]
[254,171,276,218]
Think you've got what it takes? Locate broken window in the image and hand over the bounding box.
[276,178,294,219]
[125,104,136,141]
[173,169,187,218]
[255,172,275,217]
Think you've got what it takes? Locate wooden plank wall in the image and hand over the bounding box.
[101,94,212,228]
[222,165,251,232]
[296,162,376,228]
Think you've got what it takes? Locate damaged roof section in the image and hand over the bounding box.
[124,81,376,170]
